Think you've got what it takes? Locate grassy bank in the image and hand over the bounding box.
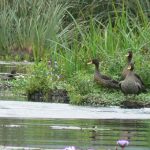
[9,60,150,107]
[0,0,150,106]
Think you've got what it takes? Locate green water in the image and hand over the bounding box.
[0,118,149,150]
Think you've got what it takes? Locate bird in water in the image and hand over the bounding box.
[87,59,119,89]
[119,62,145,95]
[116,140,129,150]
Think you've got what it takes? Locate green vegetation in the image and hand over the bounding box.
[1,0,150,106]
[11,61,150,107]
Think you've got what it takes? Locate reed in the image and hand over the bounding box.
[53,2,150,87]
[0,0,69,61]
[1,0,150,84]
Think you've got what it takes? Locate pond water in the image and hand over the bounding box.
[0,118,150,150]
[0,100,149,150]
[0,60,32,73]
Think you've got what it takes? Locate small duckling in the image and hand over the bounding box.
[88,59,119,89]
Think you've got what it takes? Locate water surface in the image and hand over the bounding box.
[0,101,150,120]
[0,118,150,150]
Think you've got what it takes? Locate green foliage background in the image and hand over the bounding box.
[1,0,150,105]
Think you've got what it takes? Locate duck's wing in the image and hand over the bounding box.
[101,75,112,80]
[119,81,125,93]
[101,74,119,84]
[134,73,147,92]
[119,81,122,88]
[112,79,119,84]
[134,73,145,86]
[135,81,142,94]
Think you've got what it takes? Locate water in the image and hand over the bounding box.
[0,118,149,150]
[0,60,33,73]
[0,61,30,101]
[0,101,149,150]
[0,101,150,119]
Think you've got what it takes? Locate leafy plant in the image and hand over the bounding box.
[12,61,52,100]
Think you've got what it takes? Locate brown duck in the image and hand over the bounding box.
[122,51,146,92]
[122,51,133,79]
[88,59,119,89]
[119,62,145,95]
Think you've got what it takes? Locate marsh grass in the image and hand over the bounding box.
[0,0,69,61]
[1,0,150,105]
[57,15,150,85]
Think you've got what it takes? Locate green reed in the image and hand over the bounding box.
[0,0,69,61]
[1,0,150,85]
[55,0,150,85]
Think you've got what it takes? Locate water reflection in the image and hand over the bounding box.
[0,119,149,150]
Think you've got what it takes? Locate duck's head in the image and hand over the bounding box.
[127,62,134,71]
[125,51,133,60]
[87,59,99,66]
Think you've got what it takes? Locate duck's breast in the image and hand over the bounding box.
[121,79,140,94]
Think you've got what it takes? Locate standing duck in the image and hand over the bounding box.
[87,59,119,89]
[121,51,146,92]
[122,51,133,79]
[119,62,144,95]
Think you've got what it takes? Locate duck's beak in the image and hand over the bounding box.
[127,65,131,70]
[87,61,92,64]
[125,53,129,57]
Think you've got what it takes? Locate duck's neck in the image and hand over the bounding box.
[126,70,133,78]
[127,56,132,64]
[94,63,101,75]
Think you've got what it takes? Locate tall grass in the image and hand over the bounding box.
[54,0,150,85]
[1,0,150,85]
[0,0,70,61]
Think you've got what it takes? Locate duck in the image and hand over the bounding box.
[121,51,146,92]
[2,69,17,80]
[87,59,119,89]
[122,51,133,79]
[8,69,16,78]
[119,62,145,95]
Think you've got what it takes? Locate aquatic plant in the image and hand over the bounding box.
[12,61,53,100]
[116,140,129,150]
[64,146,76,150]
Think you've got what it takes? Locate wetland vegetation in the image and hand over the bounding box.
[0,0,150,107]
